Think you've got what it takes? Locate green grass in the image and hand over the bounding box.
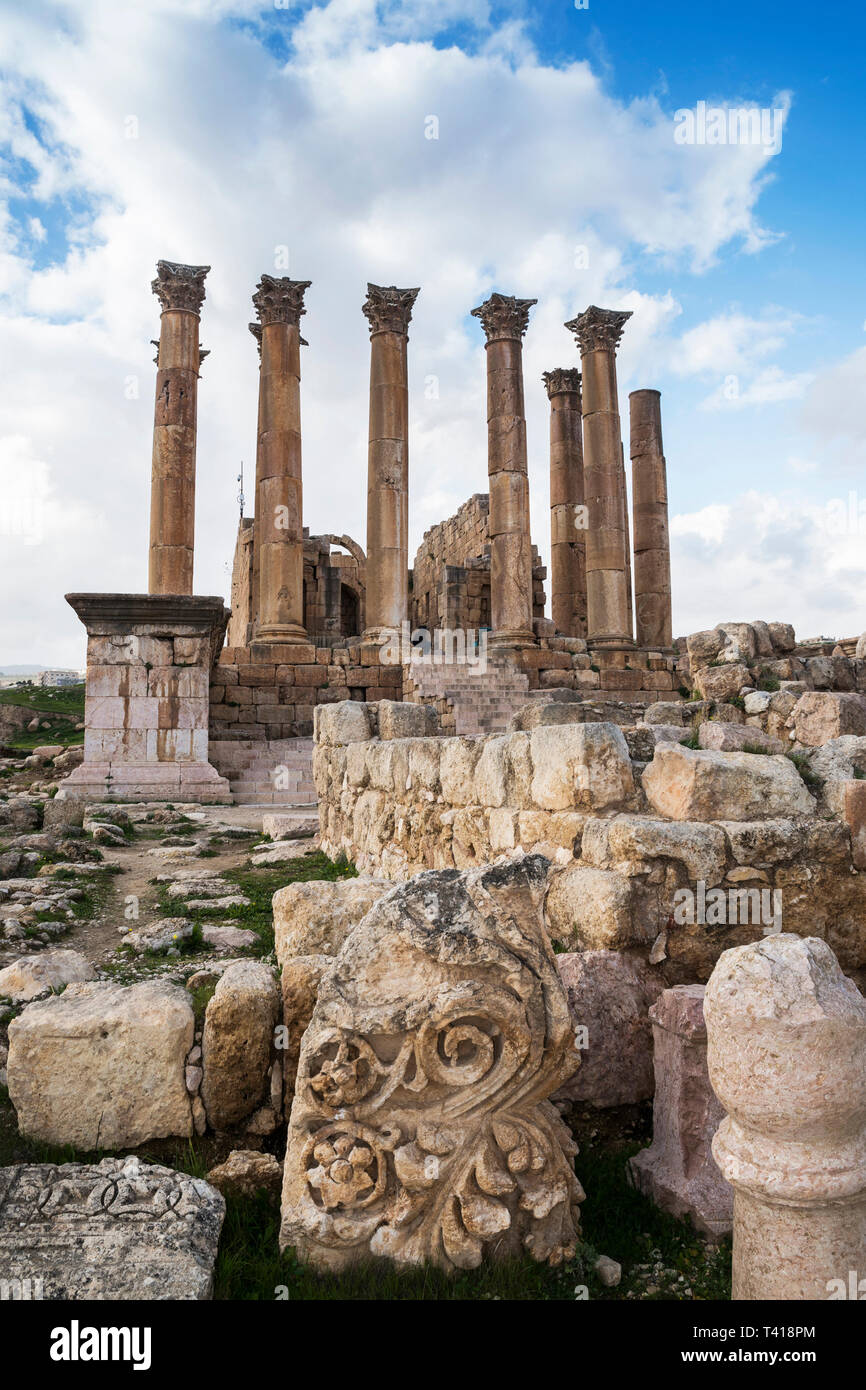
[786,750,823,789]
[0,684,85,716]
[756,670,781,692]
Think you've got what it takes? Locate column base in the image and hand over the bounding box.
[489,629,537,651]
[60,760,232,805]
[588,635,636,650]
[254,622,308,644]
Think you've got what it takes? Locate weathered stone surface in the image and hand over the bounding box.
[706,936,866,1300]
[273,876,392,968]
[0,949,95,1003]
[251,840,318,867]
[698,721,784,755]
[0,1156,224,1300]
[642,744,815,822]
[7,981,193,1148]
[804,735,866,785]
[529,722,634,811]
[768,622,796,653]
[201,923,258,951]
[262,812,319,841]
[643,702,688,727]
[206,1149,282,1201]
[791,691,866,747]
[377,700,439,740]
[554,950,663,1107]
[120,917,194,954]
[546,863,637,950]
[693,662,753,702]
[201,962,280,1131]
[280,857,583,1271]
[281,953,331,1101]
[630,985,732,1238]
[314,701,372,747]
[686,628,724,668]
[580,814,727,886]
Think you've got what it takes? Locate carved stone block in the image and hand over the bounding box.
[280,856,584,1271]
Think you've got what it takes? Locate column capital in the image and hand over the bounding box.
[253,274,311,327]
[151,260,210,314]
[565,305,632,355]
[362,283,420,336]
[542,367,582,401]
[471,292,537,343]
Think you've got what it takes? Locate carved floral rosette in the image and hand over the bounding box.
[280,857,584,1272]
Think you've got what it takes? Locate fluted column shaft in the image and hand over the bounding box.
[251,275,310,644]
[566,305,633,646]
[148,260,209,595]
[362,284,419,639]
[544,368,586,638]
[472,293,537,646]
[630,389,673,649]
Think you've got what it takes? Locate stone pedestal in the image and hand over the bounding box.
[565,305,633,648]
[251,275,310,647]
[362,284,419,643]
[62,594,231,803]
[705,935,866,1300]
[472,293,537,649]
[148,261,209,596]
[630,984,732,1239]
[630,389,673,650]
[543,368,586,638]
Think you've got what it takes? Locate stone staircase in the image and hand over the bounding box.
[404,660,531,736]
[208,738,315,806]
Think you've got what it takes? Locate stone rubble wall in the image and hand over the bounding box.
[313,699,866,985]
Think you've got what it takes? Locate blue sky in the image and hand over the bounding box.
[0,0,863,664]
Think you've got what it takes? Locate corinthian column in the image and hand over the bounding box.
[543,368,586,638]
[148,260,209,595]
[471,292,537,647]
[630,389,673,650]
[565,305,633,647]
[251,274,310,645]
[362,283,419,641]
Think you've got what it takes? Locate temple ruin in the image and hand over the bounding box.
[61,261,683,806]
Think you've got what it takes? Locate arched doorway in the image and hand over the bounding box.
[340,584,360,637]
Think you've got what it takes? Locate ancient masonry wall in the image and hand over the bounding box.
[312,699,866,987]
[410,494,546,634]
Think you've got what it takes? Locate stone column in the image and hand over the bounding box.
[148,260,209,595]
[471,292,537,647]
[251,275,311,645]
[565,305,633,647]
[543,369,586,638]
[362,283,419,641]
[630,389,673,650]
[705,935,866,1301]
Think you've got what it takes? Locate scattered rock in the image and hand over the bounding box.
[206,1149,282,1201]
[0,948,95,1003]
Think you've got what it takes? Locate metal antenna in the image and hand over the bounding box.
[236,461,245,519]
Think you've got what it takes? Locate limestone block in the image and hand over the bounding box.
[201,962,280,1131]
[7,981,193,1148]
[630,985,732,1238]
[0,949,95,1004]
[717,818,804,865]
[642,744,815,821]
[378,700,439,739]
[581,814,727,886]
[698,721,784,754]
[554,950,663,1107]
[685,628,724,667]
[805,734,866,785]
[0,1156,224,1300]
[768,622,796,653]
[529,722,634,811]
[314,701,372,747]
[262,812,319,840]
[281,953,331,1100]
[273,876,392,968]
[791,692,866,747]
[545,863,637,950]
[407,738,441,793]
[440,736,482,805]
[280,857,583,1272]
[705,935,866,1300]
[206,1150,282,1202]
[693,662,753,702]
[643,701,688,726]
